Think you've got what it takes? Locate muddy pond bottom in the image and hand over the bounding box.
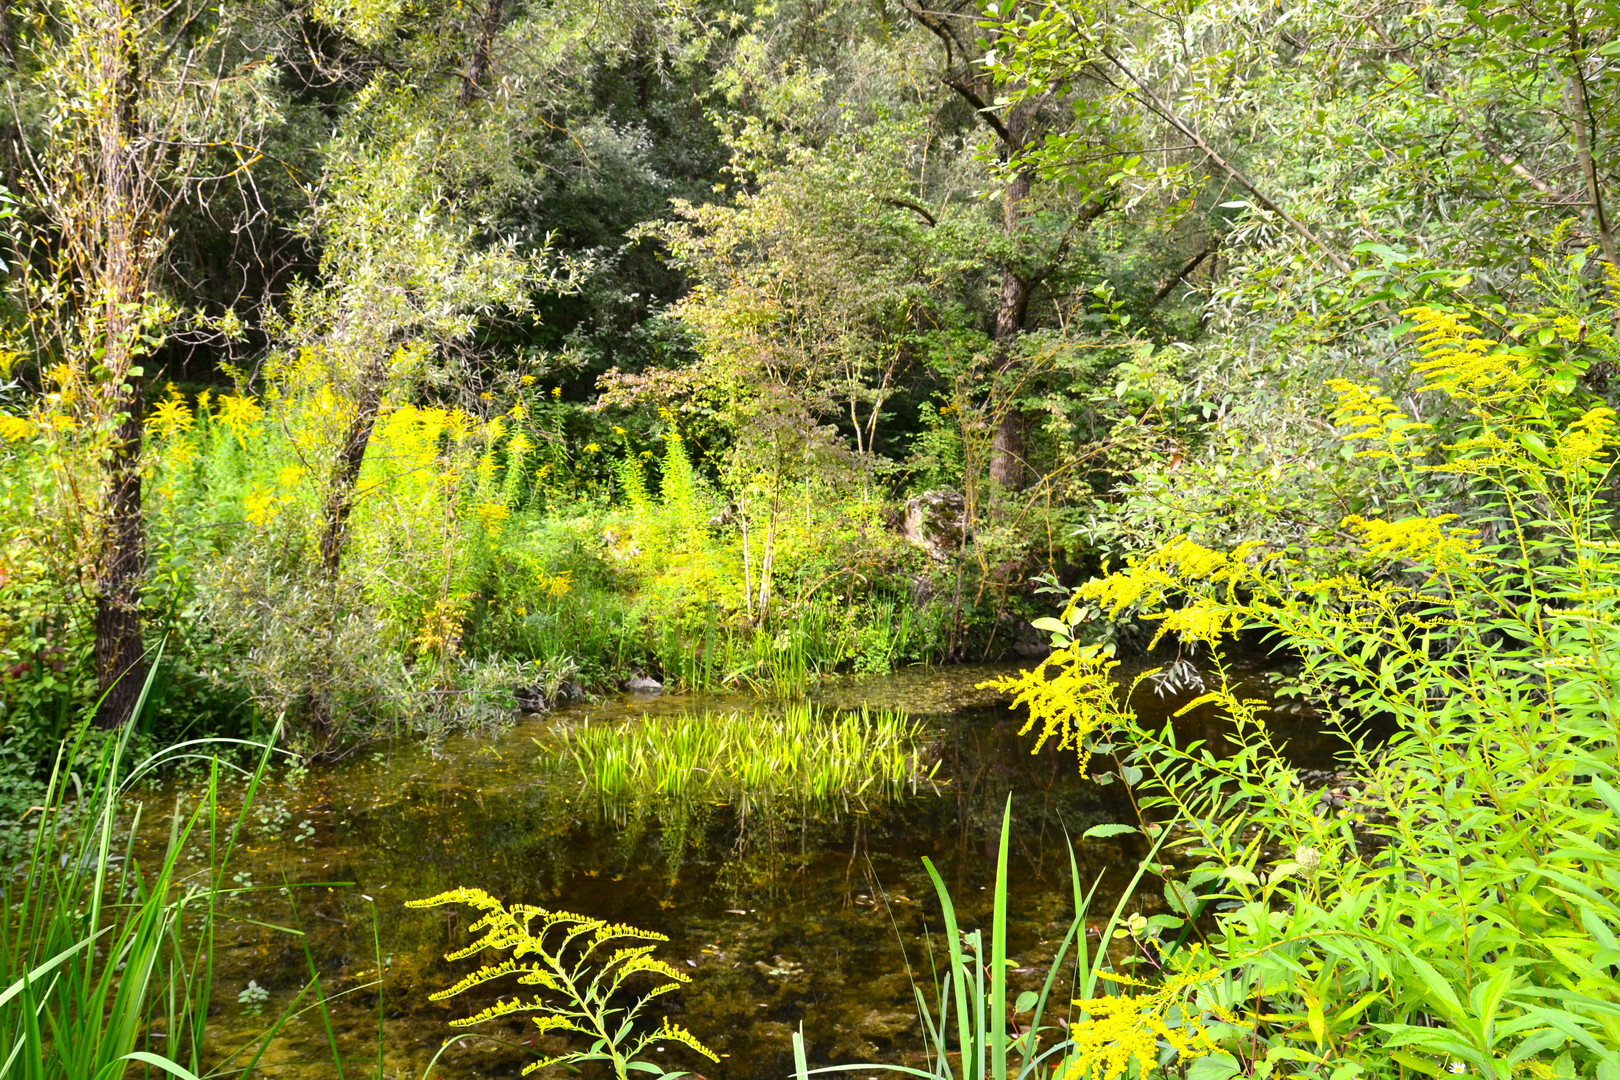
[187,660,1326,1079]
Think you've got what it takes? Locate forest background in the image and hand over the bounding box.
[3,0,1619,793]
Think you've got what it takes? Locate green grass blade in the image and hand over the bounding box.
[991,795,1010,1080]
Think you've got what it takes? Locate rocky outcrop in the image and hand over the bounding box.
[897,489,967,562]
[514,680,585,713]
[621,672,663,695]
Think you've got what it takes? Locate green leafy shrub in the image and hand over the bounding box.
[989,291,1620,1078]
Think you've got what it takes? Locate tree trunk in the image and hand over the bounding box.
[1566,24,1620,271]
[92,0,151,727]
[94,404,147,727]
[459,0,503,104]
[988,167,1034,492]
[756,501,777,624]
[319,352,390,573]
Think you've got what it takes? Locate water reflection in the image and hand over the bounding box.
[180,658,1331,1078]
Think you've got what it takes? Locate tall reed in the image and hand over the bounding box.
[1,666,339,1078]
[792,798,1170,1080]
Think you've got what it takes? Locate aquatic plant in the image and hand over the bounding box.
[792,798,1233,1080]
[0,667,344,1080]
[540,702,939,811]
[988,288,1620,1077]
[407,887,716,1079]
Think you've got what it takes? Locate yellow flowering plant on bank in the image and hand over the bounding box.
[985,271,1620,1080]
[1062,969,1235,1080]
[407,887,716,1079]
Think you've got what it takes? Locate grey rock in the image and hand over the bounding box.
[622,673,663,695]
[897,489,968,562]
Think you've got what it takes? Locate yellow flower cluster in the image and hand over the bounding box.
[1073,540,1259,648]
[1327,380,1429,462]
[370,404,476,499]
[216,392,265,444]
[414,594,470,659]
[978,642,1132,772]
[1342,513,1480,572]
[243,465,307,526]
[475,503,511,533]
[535,568,573,596]
[1558,405,1619,472]
[0,414,31,443]
[405,887,717,1077]
[1403,304,1533,406]
[1061,968,1233,1080]
[146,391,195,441]
[244,489,279,526]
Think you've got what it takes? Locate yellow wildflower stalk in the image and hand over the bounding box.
[406,888,717,1078]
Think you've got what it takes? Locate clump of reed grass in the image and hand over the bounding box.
[539,702,940,810]
[1,663,357,1080]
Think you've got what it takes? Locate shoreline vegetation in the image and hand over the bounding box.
[6,0,1620,1074]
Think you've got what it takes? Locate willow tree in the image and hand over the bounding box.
[8,0,274,725]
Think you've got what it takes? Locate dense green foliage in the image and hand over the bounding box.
[7,0,1620,1072]
[993,286,1620,1076]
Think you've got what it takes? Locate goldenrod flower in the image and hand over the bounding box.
[0,415,32,443]
[979,642,1132,771]
[535,569,572,596]
[1342,513,1480,572]
[216,393,264,444]
[244,488,279,526]
[476,504,510,535]
[147,397,194,440]
[1061,968,1234,1080]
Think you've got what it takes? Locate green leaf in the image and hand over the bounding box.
[117,1054,203,1080]
[1185,1053,1241,1080]
[1222,865,1259,887]
[1391,1051,1443,1077]
[1082,823,1136,839]
[1014,991,1038,1013]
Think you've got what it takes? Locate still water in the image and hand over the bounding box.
[185,660,1325,1079]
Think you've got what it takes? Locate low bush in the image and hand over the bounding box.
[986,291,1620,1078]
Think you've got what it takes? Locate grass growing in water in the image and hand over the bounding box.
[540,703,939,811]
[0,665,357,1079]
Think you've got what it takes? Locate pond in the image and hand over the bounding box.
[183,658,1328,1079]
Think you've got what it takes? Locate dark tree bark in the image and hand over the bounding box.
[1566,24,1619,271]
[1,0,17,71]
[1152,246,1212,306]
[902,0,1105,492]
[91,0,153,727]
[459,0,503,103]
[318,352,390,573]
[94,404,147,727]
[989,166,1034,491]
